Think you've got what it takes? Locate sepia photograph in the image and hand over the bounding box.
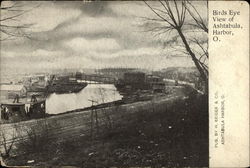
[0,0,209,167]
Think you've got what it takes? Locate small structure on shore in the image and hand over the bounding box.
[115,72,166,93]
[116,72,150,91]
[124,72,146,85]
[146,75,165,93]
[0,95,46,123]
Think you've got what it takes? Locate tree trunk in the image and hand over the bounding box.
[176,28,208,94]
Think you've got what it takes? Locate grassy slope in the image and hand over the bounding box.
[6,92,208,167]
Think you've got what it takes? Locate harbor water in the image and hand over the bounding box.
[46,84,123,114]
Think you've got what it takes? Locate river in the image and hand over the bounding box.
[46,84,123,114]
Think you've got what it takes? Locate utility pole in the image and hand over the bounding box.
[88,99,99,140]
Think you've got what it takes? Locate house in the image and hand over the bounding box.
[146,75,165,92]
[146,75,163,83]
[0,84,27,100]
[115,72,152,92]
[124,72,146,85]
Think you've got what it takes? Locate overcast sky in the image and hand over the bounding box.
[0,1,207,73]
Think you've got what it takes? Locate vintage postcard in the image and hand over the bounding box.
[0,0,249,167]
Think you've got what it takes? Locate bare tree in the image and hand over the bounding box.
[143,0,208,93]
[98,87,114,130]
[0,1,39,41]
[184,0,208,33]
[0,130,16,158]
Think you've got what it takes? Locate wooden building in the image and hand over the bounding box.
[146,75,165,92]
[0,98,46,123]
[124,72,146,84]
[0,84,27,100]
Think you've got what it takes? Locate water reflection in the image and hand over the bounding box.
[46,84,123,114]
